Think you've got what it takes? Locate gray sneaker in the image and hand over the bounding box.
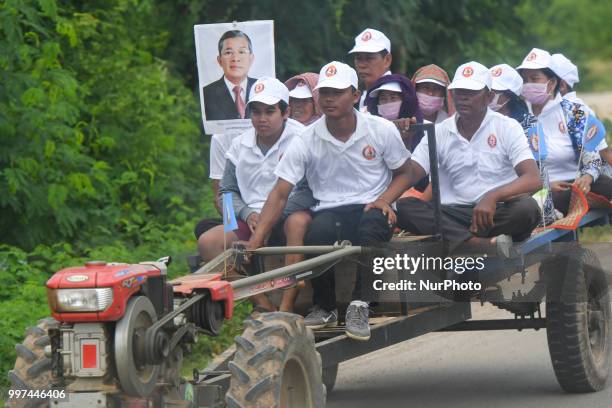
[345,301,370,341]
[304,306,338,329]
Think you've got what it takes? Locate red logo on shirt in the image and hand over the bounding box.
[462,67,474,77]
[558,121,566,133]
[530,133,539,152]
[361,31,372,41]
[487,134,497,148]
[254,83,265,93]
[585,124,598,142]
[526,52,537,61]
[325,65,337,77]
[362,145,376,160]
[491,67,502,77]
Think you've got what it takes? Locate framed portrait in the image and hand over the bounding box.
[194,20,275,135]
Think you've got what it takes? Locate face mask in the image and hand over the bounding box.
[488,93,508,111]
[521,81,550,105]
[377,100,402,120]
[417,92,445,116]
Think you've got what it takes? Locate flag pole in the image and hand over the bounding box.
[223,198,228,278]
[222,192,239,278]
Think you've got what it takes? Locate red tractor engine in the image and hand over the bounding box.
[8,257,233,407]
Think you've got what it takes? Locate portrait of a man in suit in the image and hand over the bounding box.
[203,30,257,120]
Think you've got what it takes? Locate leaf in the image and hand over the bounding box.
[20,87,46,106]
[37,0,58,18]
[56,18,78,47]
[47,183,68,209]
[44,140,55,158]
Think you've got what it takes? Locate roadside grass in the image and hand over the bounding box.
[579,224,612,243]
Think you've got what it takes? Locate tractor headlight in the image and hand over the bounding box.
[48,288,114,312]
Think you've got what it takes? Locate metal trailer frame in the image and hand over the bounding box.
[184,123,611,405]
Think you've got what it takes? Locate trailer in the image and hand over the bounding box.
[7,124,611,407]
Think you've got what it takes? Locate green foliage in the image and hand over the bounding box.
[517,0,612,61]
[517,0,612,90]
[0,0,213,250]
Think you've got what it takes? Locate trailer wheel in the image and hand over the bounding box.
[543,247,611,392]
[322,364,339,394]
[7,317,58,408]
[226,312,325,408]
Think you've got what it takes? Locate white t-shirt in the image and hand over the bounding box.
[226,119,305,211]
[210,133,241,180]
[275,110,410,211]
[411,109,534,206]
[530,94,607,181]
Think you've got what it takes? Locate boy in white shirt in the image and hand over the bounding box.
[247,62,413,340]
[198,77,314,312]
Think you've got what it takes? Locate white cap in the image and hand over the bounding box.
[551,53,579,87]
[414,78,447,88]
[315,61,358,90]
[369,81,402,98]
[248,77,289,105]
[490,64,523,96]
[516,48,552,70]
[448,61,492,91]
[348,28,391,54]
[288,81,313,99]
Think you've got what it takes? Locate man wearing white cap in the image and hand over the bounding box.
[198,77,314,312]
[396,61,542,253]
[348,28,392,112]
[247,61,413,340]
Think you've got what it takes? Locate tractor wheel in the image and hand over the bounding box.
[226,312,325,408]
[322,363,339,394]
[7,317,58,408]
[543,247,611,392]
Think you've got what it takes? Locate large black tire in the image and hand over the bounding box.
[7,317,58,408]
[226,312,326,408]
[543,247,611,392]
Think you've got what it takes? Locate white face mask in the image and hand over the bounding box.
[488,93,508,111]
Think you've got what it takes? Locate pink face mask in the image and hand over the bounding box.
[417,92,445,116]
[377,101,402,120]
[521,81,550,105]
